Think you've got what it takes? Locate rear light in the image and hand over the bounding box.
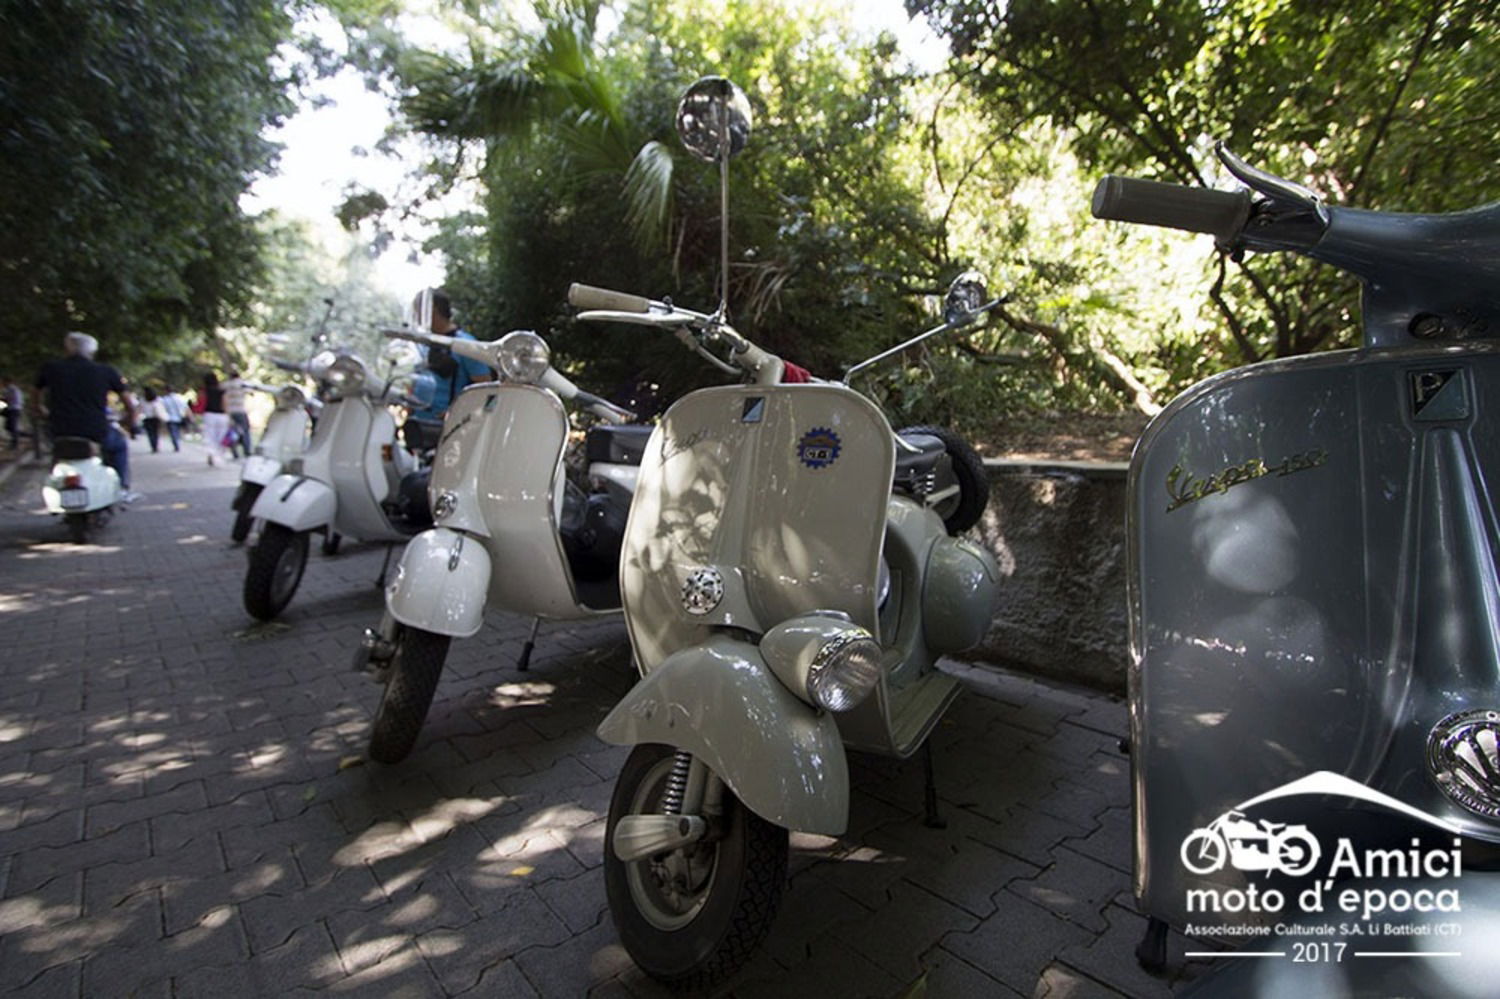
[64,474,83,488]
[381,444,393,462]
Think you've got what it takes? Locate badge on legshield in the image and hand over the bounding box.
[797,427,841,469]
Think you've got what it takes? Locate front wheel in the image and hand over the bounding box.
[604,744,788,991]
[367,626,450,763]
[243,524,309,620]
[230,482,262,543]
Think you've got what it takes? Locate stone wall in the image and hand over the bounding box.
[964,459,1130,694]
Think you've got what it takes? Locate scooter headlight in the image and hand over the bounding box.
[276,385,306,410]
[325,355,367,395]
[760,613,882,713]
[496,331,550,384]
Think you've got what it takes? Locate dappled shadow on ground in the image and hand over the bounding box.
[0,443,1207,997]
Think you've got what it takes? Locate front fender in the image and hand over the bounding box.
[598,634,849,835]
[385,528,491,638]
[249,474,335,532]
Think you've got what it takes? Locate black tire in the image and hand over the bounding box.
[604,744,788,991]
[368,627,450,763]
[321,532,341,557]
[243,524,309,620]
[898,424,989,535]
[230,482,261,543]
[65,513,88,544]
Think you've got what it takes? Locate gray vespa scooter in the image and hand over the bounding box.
[1094,148,1500,994]
[356,327,641,764]
[569,77,1003,989]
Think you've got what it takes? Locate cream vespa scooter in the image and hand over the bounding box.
[570,78,1003,989]
[229,377,316,543]
[355,328,642,764]
[241,343,431,620]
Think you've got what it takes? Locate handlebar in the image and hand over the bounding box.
[568,283,653,314]
[1091,176,1252,245]
[570,283,785,385]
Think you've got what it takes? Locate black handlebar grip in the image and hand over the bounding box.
[568,283,652,313]
[1092,176,1252,243]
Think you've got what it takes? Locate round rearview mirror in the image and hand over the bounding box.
[943,271,989,325]
[676,77,752,164]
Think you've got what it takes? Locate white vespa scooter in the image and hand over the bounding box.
[355,328,641,763]
[229,378,316,543]
[43,433,123,543]
[241,344,431,620]
[570,77,1003,989]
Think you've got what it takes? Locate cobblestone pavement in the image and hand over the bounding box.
[0,441,1213,997]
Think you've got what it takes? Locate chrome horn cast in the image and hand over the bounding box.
[680,567,725,616]
[1427,709,1500,819]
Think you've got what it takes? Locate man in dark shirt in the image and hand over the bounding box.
[36,332,138,497]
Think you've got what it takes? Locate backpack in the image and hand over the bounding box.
[425,341,458,378]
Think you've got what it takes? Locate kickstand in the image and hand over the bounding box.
[374,544,395,589]
[1136,916,1169,973]
[516,616,541,672]
[921,739,946,829]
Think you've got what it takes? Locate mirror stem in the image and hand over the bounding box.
[718,141,731,319]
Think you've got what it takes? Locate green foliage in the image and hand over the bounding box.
[0,0,304,383]
[911,0,1500,377]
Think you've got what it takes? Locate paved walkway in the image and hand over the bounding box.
[0,441,1210,997]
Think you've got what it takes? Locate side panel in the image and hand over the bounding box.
[428,384,579,618]
[621,384,894,673]
[385,527,491,637]
[249,473,336,531]
[256,409,308,464]
[597,634,850,835]
[1131,342,1500,925]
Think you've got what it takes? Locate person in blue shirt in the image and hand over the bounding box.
[402,289,491,450]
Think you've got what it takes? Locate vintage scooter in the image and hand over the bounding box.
[570,77,1003,989]
[1094,147,1500,995]
[43,432,122,543]
[241,343,431,620]
[229,377,316,543]
[356,327,641,764]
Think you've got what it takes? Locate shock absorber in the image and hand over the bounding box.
[660,751,693,814]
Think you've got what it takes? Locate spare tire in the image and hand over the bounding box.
[897,425,989,535]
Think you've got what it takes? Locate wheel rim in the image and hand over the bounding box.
[623,756,720,931]
[270,534,307,606]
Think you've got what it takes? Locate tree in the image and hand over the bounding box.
[0,0,299,377]
[911,0,1500,371]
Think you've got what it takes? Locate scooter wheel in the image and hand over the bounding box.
[368,626,450,764]
[230,482,262,543]
[65,513,89,544]
[604,744,788,990]
[897,425,989,535]
[243,524,309,620]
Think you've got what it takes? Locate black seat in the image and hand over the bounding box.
[53,437,99,461]
[893,431,945,487]
[585,424,653,467]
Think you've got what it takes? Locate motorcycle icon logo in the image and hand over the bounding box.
[1179,809,1321,877]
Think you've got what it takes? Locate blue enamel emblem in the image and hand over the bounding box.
[797,427,841,469]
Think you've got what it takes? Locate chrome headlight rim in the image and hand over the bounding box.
[324,354,367,397]
[760,612,883,714]
[805,629,882,712]
[276,385,306,410]
[496,330,550,384]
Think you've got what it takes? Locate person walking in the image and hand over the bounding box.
[1,376,22,450]
[224,369,251,458]
[34,332,139,499]
[160,386,187,452]
[200,372,232,467]
[401,288,491,448]
[140,387,167,453]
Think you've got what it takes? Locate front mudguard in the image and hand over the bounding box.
[385,527,491,638]
[249,474,335,533]
[597,634,849,835]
